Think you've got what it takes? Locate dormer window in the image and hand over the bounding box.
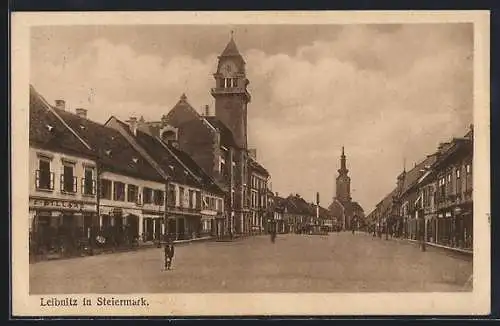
[132,157,139,164]
[79,125,86,130]
[105,150,112,156]
[46,124,54,132]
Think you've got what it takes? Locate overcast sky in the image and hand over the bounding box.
[30,23,473,212]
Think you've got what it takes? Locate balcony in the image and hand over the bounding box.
[211,87,247,95]
[60,175,78,194]
[35,170,54,191]
[168,203,202,215]
[81,178,96,196]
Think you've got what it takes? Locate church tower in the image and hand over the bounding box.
[211,33,251,149]
[336,146,351,203]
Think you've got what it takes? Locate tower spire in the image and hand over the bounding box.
[339,146,348,174]
[220,32,242,58]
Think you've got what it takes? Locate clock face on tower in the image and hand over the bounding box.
[221,60,237,77]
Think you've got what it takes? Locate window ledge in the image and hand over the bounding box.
[82,193,96,198]
[36,188,54,193]
[60,191,77,196]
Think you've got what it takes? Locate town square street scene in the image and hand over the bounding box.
[28,23,474,294]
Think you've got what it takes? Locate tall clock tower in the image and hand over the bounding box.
[211,34,251,149]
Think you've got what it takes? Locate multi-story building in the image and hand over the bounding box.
[106,116,226,240]
[418,127,473,250]
[46,95,168,246]
[29,86,98,258]
[137,35,270,237]
[367,125,473,251]
[280,194,315,234]
[29,86,169,259]
[249,154,270,234]
[266,191,285,234]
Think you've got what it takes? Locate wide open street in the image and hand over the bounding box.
[30,232,472,294]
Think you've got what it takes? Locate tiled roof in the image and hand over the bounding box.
[131,128,202,189]
[52,107,164,183]
[114,117,222,193]
[220,37,242,58]
[249,157,269,177]
[328,199,344,213]
[204,117,238,148]
[398,155,438,197]
[318,205,332,218]
[168,145,225,195]
[351,201,364,213]
[274,196,287,211]
[284,194,315,216]
[29,86,95,158]
[376,188,397,216]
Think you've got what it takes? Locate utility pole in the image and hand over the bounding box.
[316,192,320,230]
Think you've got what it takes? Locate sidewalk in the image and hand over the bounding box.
[357,231,473,258]
[30,236,215,264]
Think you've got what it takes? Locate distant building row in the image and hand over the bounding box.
[366,126,474,251]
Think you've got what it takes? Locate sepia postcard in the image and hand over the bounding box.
[11,10,491,317]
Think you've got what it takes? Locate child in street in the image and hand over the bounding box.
[164,241,175,271]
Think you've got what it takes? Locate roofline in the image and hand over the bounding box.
[33,87,93,151]
[154,135,204,185]
[105,116,170,181]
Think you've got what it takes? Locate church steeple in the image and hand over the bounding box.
[335,146,351,203]
[338,146,349,175]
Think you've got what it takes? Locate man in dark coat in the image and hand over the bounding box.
[164,241,175,271]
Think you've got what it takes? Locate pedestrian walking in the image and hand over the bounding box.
[163,241,175,271]
[270,230,276,243]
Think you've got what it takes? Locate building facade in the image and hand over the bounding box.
[29,88,99,258]
[106,116,225,241]
[29,86,170,259]
[249,156,270,234]
[367,125,473,252]
[136,35,270,238]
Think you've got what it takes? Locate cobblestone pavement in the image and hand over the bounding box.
[30,232,473,294]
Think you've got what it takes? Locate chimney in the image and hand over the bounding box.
[75,108,87,119]
[275,192,279,197]
[204,105,210,116]
[126,116,138,136]
[55,99,66,110]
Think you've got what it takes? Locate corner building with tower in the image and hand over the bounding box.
[137,35,270,238]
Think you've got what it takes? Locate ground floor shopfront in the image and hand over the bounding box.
[399,202,473,251]
[29,197,98,259]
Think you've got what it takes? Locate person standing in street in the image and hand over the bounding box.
[163,241,175,271]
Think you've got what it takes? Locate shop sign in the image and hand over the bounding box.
[31,198,84,211]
